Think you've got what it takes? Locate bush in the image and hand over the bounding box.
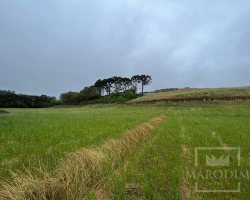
[80,86,101,101]
[60,92,80,105]
[123,88,137,99]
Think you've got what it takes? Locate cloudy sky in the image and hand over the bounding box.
[0,0,250,97]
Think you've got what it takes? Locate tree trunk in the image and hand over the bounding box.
[141,83,144,95]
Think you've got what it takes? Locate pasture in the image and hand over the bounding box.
[0,103,250,199]
[129,86,250,103]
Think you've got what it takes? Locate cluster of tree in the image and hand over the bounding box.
[60,86,101,104]
[0,90,57,108]
[94,75,152,96]
[60,75,152,104]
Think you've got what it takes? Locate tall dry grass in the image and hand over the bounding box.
[0,115,166,200]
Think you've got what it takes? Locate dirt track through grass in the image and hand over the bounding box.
[0,115,166,200]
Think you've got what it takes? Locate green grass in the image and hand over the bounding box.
[104,104,250,199]
[0,103,250,199]
[0,105,164,178]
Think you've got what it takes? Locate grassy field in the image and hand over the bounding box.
[129,86,250,103]
[0,103,250,199]
[0,105,164,178]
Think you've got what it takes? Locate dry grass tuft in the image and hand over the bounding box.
[94,187,110,200]
[125,183,141,199]
[0,115,166,200]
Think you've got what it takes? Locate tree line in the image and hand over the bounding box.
[0,90,58,108]
[60,75,152,104]
[0,74,152,107]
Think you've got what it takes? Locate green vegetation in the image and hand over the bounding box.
[0,90,58,108]
[0,75,152,108]
[60,74,152,105]
[129,86,250,103]
[0,105,162,179]
[106,104,250,199]
[0,103,250,199]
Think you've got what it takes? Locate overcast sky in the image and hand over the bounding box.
[0,0,250,97]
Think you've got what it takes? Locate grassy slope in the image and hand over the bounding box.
[0,105,164,178]
[129,86,250,103]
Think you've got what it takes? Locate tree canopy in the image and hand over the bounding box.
[60,74,152,104]
[0,90,57,108]
[131,75,152,95]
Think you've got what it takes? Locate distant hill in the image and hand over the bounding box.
[129,86,250,104]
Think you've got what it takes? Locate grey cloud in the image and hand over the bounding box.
[0,0,250,96]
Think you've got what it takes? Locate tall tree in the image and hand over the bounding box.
[120,77,132,91]
[113,76,123,94]
[94,79,105,96]
[131,75,152,95]
[102,78,112,95]
[94,77,132,96]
